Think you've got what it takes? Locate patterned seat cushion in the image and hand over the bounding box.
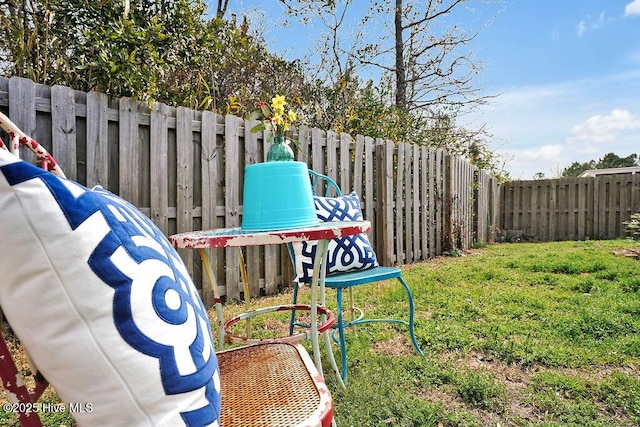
[294,192,378,283]
[0,149,220,426]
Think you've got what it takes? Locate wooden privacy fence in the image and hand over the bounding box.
[0,76,496,304]
[501,175,640,241]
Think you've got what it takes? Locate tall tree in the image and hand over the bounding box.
[356,0,494,115]
[280,0,507,179]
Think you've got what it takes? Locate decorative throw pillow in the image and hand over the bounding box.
[294,192,378,284]
[0,149,221,426]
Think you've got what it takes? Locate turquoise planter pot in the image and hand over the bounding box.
[241,161,319,231]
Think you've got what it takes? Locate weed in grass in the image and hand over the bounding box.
[598,372,640,424]
[620,277,640,293]
[561,309,633,342]
[454,370,506,411]
[442,249,464,257]
[594,269,619,281]
[530,273,559,287]
[471,241,487,249]
[572,277,595,294]
[552,262,583,275]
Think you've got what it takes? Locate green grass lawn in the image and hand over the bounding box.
[225,239,640,427]
[2,240,639,426]
[320,239,640,426]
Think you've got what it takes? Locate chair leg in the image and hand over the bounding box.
[332,277,423,384]
[289,282,300,336]
[397,277,424,357]
[335,288,349,382]
[348,287,357,333]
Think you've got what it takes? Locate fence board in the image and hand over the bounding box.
[199,110,219,306]
[435,149,443,254]
[243,119,262,298]
[377,140,395,266]
[354,135,364,197]
[420,147,428,257]
[412,144,420,261]
[340,132,351,192]
[311,128,325,180]
[364,137,375,247]
[427,148,436,257]
[396,142,406,264]
[326,131,338,184]
[224,115,242,300]
[51,85,78,181]
[403,143,413,262]
[9,77,37,164]
[118,98,140,204]
[150,102,170,235]
[86,91,109,188]
[176,107,195,282]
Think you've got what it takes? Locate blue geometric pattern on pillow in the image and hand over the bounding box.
[295,192,378,283]
[1,161,221,426]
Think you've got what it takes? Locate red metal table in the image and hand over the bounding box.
[168,221,371,389]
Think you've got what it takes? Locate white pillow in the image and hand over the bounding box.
[0,149,220,426]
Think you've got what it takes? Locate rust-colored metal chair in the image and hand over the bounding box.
[217,341,333,427]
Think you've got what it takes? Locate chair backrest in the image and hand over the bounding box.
[309,170,341,197]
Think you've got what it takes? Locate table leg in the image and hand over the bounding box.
[198,248,225,351]
[312,240,347,391]
[237,248,251,339]
[309,239,325,378]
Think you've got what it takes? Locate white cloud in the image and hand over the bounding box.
[576,20,587,37]
[520,144,564,162]
[568,109,640,144]
[502,145,566,179]
[576,11,613,36]
[625,0,640,16]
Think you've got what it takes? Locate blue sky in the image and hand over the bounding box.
[226,0,640,179]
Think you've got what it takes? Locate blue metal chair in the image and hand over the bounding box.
[288,170,423,383]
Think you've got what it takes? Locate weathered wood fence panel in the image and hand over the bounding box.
[475,171,500,243]
[0,76,497,304]
[501,175,640,241]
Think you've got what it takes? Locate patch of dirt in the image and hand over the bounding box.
[425,350,639,426]
[613,248,640,259]
[371,333,413,356]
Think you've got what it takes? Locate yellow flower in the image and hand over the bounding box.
[249,94,300,138]
[271,95,286,110]
[271,114,283,126]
